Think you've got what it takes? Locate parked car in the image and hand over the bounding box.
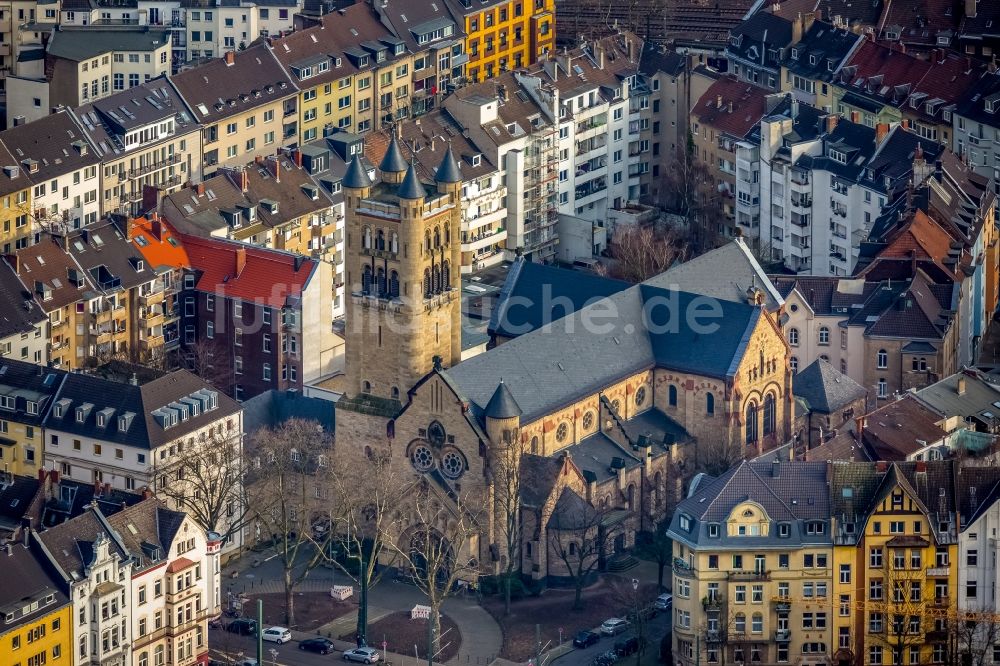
[653,593,673,611]
[226,618,258,636]
[262,626,292,644]
[600,618,630,636]
[614,637,643,657]
[235,660,258,666]
[343,647,381,664]
[300,637,336,655]
[573,630,601,648]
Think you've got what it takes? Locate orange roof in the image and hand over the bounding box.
[166,556,196,574]
[130,216,190,271]
[878,209,954,262]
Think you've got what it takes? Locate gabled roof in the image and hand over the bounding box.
[519,453,577,509]
[35,507,129,577]
[727,11,794,67]
[179,233,318,309]
[793,358,867,414]
[446,282,763,422]
[783,20,861,82]
[7,235,95,313]
[0,111,100,185]
[914,369,1000,426]
[169,43,296,123]
[0,543,69,631]
[0,259,46,340]
[860,394,947,460]
[105,498,185,571]
[129,216,190,272]
[692,75,770,139]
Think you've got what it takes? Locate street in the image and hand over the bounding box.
[552,610,671,666]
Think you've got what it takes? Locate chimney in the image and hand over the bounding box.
[37,467,46,482]
[151,216,163,242]
[957,376,967,395]
[235,246,247,277]
[294,149,303,168]
[125,216,136,240]
[255,155,265,165]
[22,518,30,547]
[94,479,103,496]
[825,114,839,133]
[728,101,734,113]
[195,182,205,196]
[224,50,236,66]
[240,168,248,193]
[876,461,888,474]
[966,0,977,18]
[270,156,280,183]
[934,159,943,182]
[875,123,890,144]
[717,94,723,109]
[141,487,153,500]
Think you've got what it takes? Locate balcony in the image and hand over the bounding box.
[926,566,950,577]
[790,172,810,186]
[791,195,812,208]
[728,570,771,581]
[772,598,791,612]
[128,154,182,179]
[774,629,791,642]
[705,629,722,643]
[702,596,723,609]
[462,227,507,252]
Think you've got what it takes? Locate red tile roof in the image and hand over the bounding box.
[877,209,954,262]
[178,234,317,308]
[130,215,190,271]
[166,556,196,574]
[692,76,769,138]
[840,40,931,95]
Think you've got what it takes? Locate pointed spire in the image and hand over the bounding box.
[396,160,425,200]
[435,144,463,184]
[484,379,522,419]
[379,134,409,174]
[343,152,372,189]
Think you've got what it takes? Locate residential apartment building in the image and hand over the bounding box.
[176,234,336,400]
[780,20,861,110]
[830,461,959,666]
[0,260,48,368]
[128,214,185,355]
[169,44,296,175]
[0,141,35,252]
[692,75,769,236]
[70,79,203,217]
[444,0,554,82]
[636,43,690,207]
[0,361,64,475]
[6,27,171,126]
[268,3,420,144]
[667,459,834,666]
[953,71,1000,195]
[0,110,102,229]
[725,11,793,92]
[42,365,242,497]
[159,153,345,318]
[0,543,72,666]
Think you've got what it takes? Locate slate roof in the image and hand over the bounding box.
[105,498,184,571]
[0,543,69,632]
[0,260,46,340]
[0,475,41,531]
[726,11,794,70]
[955,71,1000,128]
[638,42,686,77]
[169,42,295,123]
[435,146,463,183]
[40,477,143,529]
[179,234,319,309]
[783,20,861,83]
[43,368,240,450]
[793,358,867,414]
[860,394,947,460]
[0,111,100,185]
[914,369,1000,426]
[484,380,521,419]
[645,237,784,310]
[519,454,569,509]
[693,76,770,139]
[65,219,153,295]
[0,142,29,197]
[8,236,95,313]
[396,162,426,200]
[546,487,598,530]
[241,388,335,434]
[446,282,763,422]
[668,459,832,548]
[343,152,374,189]
[488,258,630,339]
[35,508,129,578]
[46,27,169,62]
[379,135,409,174]
[0,359,66,428]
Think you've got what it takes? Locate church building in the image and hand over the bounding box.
[334,136,793,582]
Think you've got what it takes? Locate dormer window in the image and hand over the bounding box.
[791,48,799,60]
[987,100,996,114]
[809,54,817,65]
[470,154,481,167]
[395,44,404,55]
[805,521,825,535]
[76,407,85,422]
[679,514,692,531]
[828,148,847,164]
[707,523,720,537]
[359,55,369,67]
[0,396,13,410]
[96,413,106,427]
[26,401,37,415]
[777,523,790,537]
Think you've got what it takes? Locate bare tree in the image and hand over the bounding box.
[548,492,618,610]
[695,437,745,477]
[182,338,236,394]
[489,430,523,616]
[600,224,688,284]
[876,552,927,666]
[609,578,659,666]
[247,418,334,626]
[945,605,1000,666]
[633,520,672,591]
[155,429,248,545]
[324,451,403,645]
[382,480,483,655]
[661,141,724,255]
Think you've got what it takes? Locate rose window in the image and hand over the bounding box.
[441,451,465,479]
[411,445,434,472]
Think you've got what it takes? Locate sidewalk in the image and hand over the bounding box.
[222,555,503,665]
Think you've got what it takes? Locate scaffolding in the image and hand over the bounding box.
[522,117,560,262]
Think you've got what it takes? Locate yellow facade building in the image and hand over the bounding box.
[0,142,33,254]
[448,0,556,82]
[0,545,72,666]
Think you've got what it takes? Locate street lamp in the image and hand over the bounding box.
[631,578,642,666]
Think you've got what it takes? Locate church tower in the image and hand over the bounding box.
[342,138,464,401]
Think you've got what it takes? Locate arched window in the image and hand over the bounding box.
[362,265,373,295]
[530,436,539,454]
[759,349,765,375]
[627,485,635,511]
[877,379,888,398]
[818,326,830,345]
[433,227,441,248]
[788,327,799,346]
[706,392,715,415]
[432,265,442,294]
[423,268,431,297]
[763,393,776,435]
[568,542,577,556]
[668,385,677,407]
[441,261,450,289]
[444,226,450,244]
[139,653,149,666]
[362,380,371,394]
[525,542,533,558]
[363,226,372,249]
[154,646,164,666]
[790,356,798,372]
[390,386,399,400]
[390,232,399,254]
[841,359,847,374]
[376,268,386,297]
[877,349,888,369]
[746,402,758,444]
[376,229,385,251]
[424,230,431,252]
[389,271,400,298]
